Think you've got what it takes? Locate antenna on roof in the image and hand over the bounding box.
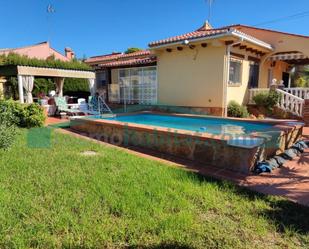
[47,4,55,13]
[205,0,215,23]
[47,3,56,44]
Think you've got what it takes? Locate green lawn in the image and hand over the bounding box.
[0,129,308,248]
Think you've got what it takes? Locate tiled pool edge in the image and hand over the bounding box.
[70,113,303,174]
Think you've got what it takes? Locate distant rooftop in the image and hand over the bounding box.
[85,50,156,68]
[0,41,73,62]
[85,50,152,64]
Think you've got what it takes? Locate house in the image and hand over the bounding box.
[0,41,75,61]
[0,42,95,104]
[87,22,309,117]
[0,41,76,96]
[85,50,156,103]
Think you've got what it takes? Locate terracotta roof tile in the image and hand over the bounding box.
[149,23,309,48]
[148,27,230,47]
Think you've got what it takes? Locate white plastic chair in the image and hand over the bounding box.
[78,98,99,115]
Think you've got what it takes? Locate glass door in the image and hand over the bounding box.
[248,61,259,88]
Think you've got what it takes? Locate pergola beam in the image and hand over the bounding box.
[16,65,95,79]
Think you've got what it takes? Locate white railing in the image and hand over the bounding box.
[248,88,305,117]
[284,88,309,100]
[276,89,305,117]
[248,88,269,104]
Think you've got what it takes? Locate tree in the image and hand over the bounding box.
[292,65,309,87]
[124,47,142,54]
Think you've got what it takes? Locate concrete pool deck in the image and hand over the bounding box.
[48,117,309,206]
[237,126,309,206]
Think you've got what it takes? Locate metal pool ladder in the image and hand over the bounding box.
[98,96,115,118]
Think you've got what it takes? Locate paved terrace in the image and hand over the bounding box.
[46,118,309,206]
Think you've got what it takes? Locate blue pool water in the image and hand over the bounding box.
[97,113,274,135]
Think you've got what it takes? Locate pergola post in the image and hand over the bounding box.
[88,78,96,96]
[17,74,24,103]
[55,77,65,97]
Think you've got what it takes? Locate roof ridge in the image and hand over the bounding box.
[89,52,122,59]
[86,50,151,63]
[98,56,156,68]
[230,24,309,38]
[0,41,49,52]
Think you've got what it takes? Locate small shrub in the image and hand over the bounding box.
[252,92,268,107]
[0,99,23,125]
[253,90,281,112]
[227,101,249,118]
[0,99,45,128]
[267,91,281,109]
[22,103,46,128]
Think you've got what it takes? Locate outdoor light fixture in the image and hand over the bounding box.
[182,39,190,45]
[182,40,195,49]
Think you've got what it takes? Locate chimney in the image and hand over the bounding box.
[65,47,75,60]
[196,21,213,32]
[203,21,213,30]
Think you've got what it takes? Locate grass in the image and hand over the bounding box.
[0,129,308,248]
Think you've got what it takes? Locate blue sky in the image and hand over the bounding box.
[0,0,308,58]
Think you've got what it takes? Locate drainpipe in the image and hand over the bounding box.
[223,38,243,117]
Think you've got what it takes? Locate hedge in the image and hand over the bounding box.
[5,77,90,98]
[0,53,92,71]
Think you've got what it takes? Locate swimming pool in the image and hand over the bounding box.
[99,113,274,135]
[71,112,303,174]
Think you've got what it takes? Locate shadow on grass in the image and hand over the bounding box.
[260,199,309,234]
[194,173,309,235]
[65,129,309,235]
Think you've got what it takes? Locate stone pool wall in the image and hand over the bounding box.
[70,117,303,174]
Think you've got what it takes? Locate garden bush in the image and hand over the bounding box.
[227,101,249,118]
[294,77,308,87]
[253,90,281,112]
[0,99,45,128]
[0,102,17,150]
[21,103,46,128]
[0,118,17,150]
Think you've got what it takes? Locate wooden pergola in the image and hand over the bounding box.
[0,65,96,103]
